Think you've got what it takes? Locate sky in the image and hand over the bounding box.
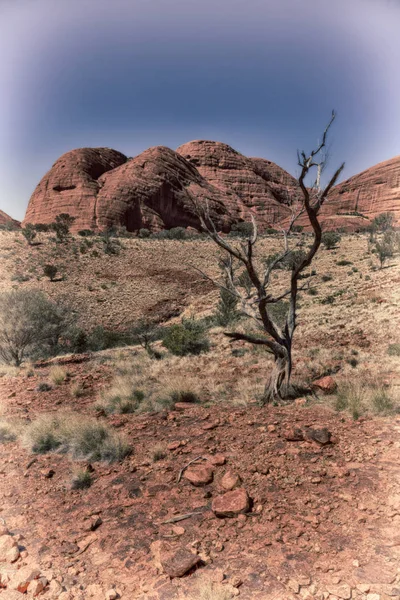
[1,0,400,221]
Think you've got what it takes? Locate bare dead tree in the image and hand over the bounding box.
[191,112,345,404]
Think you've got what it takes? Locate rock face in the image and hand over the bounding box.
[95,145,238,232]
[320,155,400,230]
[0,210,20,228]
[24,148,127,231]
[176,140,299,225]
[23,141,400,233]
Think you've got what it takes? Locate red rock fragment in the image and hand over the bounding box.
[160,547,201,577]
[184,465,214,486]
[212,488,251,518]
[312,376,337,394]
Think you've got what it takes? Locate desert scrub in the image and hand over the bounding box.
[98,388,145,414]
[49,366,67,385]
[151,444,167,462]
[71,469,93,490]
[162,318,210,356]
[0,418,18,443]
[335,380,397,418]
[23,412,130,462]
[388,343,400,357]
[70,382,85,398]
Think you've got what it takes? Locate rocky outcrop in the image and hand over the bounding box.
[176,140,299,225]
[24,148,128,231]
[23,141,400,233]
[318,155,400,230]
[0,210,20,228]
[95,145,240,232]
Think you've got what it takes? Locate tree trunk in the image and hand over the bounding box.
[261,348,292,404]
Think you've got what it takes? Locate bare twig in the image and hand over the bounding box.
[159,511,205,525]
[177,456,206,483]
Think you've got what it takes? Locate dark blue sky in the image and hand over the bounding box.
[1,0,400,220]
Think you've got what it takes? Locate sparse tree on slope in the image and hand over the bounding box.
[193,112,345,403]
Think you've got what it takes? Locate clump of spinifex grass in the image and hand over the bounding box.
[334,379,398,419]
[23,412,131,462]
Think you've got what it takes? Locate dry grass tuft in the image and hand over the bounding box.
[190,578,234,600]
[334,377,399,419]
[23,412,131,462]
[49,366,68,385]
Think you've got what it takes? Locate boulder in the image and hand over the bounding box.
[312,376,337,394]
[160,545,202,578]
[212,488,251,518]
[221,470,241,491]
[184,465,214,486]
[0,535,19,563]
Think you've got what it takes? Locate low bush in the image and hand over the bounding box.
[0,419,17,443]
[322,231,341,249]
[49,366,67,385]
[98,387,145,415]
[151,444,167,462]
[335,380,398,418]
[36,382,53,392]
[229,222,254,237]
[23,412,131,462]
[388,343,400,357]
[71,469,93,489]
[162,318,210,356]
[43,264,58,281]
[336,259,352,266]
[0,290,76,366]
[214,287,239,326]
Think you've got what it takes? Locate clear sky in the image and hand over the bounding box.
[1,0,400,221]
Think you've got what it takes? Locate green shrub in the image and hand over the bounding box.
[71,469,93,489]
[167,227,187,240]
[77,229,94,237]
[87,326,131,351]
[43,264,58,281]
[51,214,76,241]
[321,274,333,282]
[0,420,17,443]
[371,212,395,232]
[162,318,210,356]
[322,231,341,249]
[99,389,145,415]
[33,223,51,232]
[336,259,352,266]
[229,222,254,237]
[21,224,37,246]
[388,343,400,357]
[101,230,121,255]
[169,390,200,404]
[24,413,130,462]
[214,287,239,326]
[0,289,75,365]
[268,300,289,327]
[138,228,151,238]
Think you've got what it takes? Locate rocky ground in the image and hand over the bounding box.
[0,231,399,599]
[1,359,400,600]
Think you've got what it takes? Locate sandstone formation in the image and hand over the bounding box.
[320,155,400,229]
[176,140,298,225]
[23,148,128,231]
[0,210,20,228]
[23,141,400,233]
[95,145,239,232]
